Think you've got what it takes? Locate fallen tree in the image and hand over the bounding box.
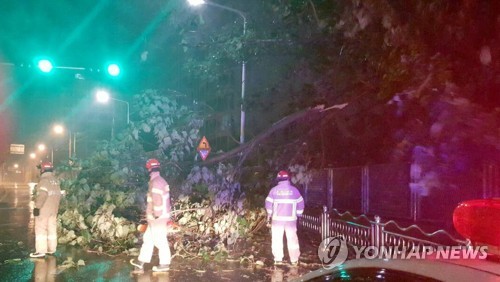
[203,103,349,168]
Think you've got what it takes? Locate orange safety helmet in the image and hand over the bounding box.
[145,158,161,172]
[39,161,53,173]
[276,170,290,181]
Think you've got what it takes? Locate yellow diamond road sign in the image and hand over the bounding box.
[197,136,211,161]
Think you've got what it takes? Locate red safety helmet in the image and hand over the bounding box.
[277,170,290,181]
[39,161,53,173]
[145,159,161,172]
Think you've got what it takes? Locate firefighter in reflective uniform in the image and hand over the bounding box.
[131,159,172,273]
[265,170,305,266]
[30,161,62,258]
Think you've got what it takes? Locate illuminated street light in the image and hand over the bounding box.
[52,124,75,160]
[37,143,51,162]
[95,89,111,103]
[187,0,205,6]
[30,153,36,159]
[37,144,46,152]
[37,143,51,161]
[95,89,130,140]
[188,0,247,143]
[95,89,130,124]
[53,124,64,134]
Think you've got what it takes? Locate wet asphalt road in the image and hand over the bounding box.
[0,183,321,281]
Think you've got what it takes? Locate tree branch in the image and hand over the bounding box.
[200,104,348,166]
[309,0,321,28]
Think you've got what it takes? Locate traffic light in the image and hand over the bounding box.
[36,58,54,73]
[31,57,122,77]
[106,63,121,77]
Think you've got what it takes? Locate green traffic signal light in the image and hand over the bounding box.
[37,59,53,73]
[106,63,120,77]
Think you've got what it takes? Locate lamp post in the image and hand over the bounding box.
[53,124,75,160]
[95,89,130,139]
[188,0,247,143]
[28,152,38,182]
[37,142,53,163]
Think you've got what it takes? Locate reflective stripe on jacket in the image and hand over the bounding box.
[265,180,304,221]
[35,172,62,217]
[146,174,171,220]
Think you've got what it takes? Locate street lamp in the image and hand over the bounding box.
[188,0,247,143]
[53,124,64,135]
[37,143,52,162]
[52,124,76,159]
[37,144,46,152]
[95,89,130,139]
[53,124,75,160]
[95,89,130,125]
[28,152,38,183]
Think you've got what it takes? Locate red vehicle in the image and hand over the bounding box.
[295,199,500,282]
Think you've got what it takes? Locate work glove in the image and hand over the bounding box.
[33,208,40,217]
[146,214,155,224]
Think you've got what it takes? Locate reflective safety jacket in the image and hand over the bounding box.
[146,173,171,220]
[265,180,304,221]
[35,172,62,217]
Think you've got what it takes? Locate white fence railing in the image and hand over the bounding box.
[298,206,469,250]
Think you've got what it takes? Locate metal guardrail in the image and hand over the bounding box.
[300,214,321,234]
[298,206,469,250]
[329,218,372,247]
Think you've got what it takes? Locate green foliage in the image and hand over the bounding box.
[181,163,244,210]
[56,88,203,255]
[131,89,203,179]
[190,184,210,203]
[172,193,267,260]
